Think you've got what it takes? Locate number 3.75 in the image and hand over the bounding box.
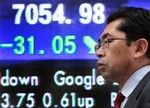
[1,93,35,108]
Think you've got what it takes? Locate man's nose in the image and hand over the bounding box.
[95,48,105,58]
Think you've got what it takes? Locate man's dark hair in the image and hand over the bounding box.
[107,7,150,58]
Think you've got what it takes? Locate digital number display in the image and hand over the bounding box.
[12,3,105,25]
[0,0,150,108]
[0,60,119,108]
[0,1,107,60]
[0,0,149,60]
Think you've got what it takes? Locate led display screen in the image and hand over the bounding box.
[0,0,150,107]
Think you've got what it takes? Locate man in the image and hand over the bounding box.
[95,7,150,108]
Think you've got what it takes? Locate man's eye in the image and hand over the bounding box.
[103,39,109,44]
[103,40,108,44]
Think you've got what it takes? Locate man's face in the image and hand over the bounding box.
[96,19,135,84]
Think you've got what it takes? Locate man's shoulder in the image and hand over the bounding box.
[124,72,150,108]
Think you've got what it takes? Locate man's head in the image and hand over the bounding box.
[95,7,150,87]
[107,7,150,58]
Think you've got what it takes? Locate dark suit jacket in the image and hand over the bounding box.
[124,72,150,108]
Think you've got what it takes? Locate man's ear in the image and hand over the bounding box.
[134,38,148,58]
